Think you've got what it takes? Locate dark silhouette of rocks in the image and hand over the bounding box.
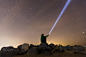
[27,47,39,55]
[65,45,72,50]
[49,43,56,49]
[73,45,85,51]
[29,44,35,50]
[0,43,86,57]
[38,43,52,55]
[78,47,85,51]
[17,43,29,55]
[1,46,19,57]
[17,45,22,54]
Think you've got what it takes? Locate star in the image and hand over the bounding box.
[13,21,14,22]
[14,14,16,15]
[29,8,32,9]
[18,8,20,9]
[78,14,80,15]
[8,10,9,11]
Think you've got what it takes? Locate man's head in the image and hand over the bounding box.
[42,33,44,36]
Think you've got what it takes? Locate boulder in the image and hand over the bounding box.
[58,46,64,52]
[27,47,39,55]
[17,45,22,54]
[49,43,55,49]
[21,43,29,53]
[38,43,52,55]
[73,47,78,50]
[59,47,63,51]
[1,46,19,57]
[38,43,52,51]
[29,44,34,49]
[63,47,67,50]
[17,43,29,54]
[66,45,72,50]
[9,48,19,56]
[1,46,14,52]
[51,45,58,53]
[78,47,85,51]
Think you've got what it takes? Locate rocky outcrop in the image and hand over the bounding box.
[17,43,29,54]
[1,46,19,57]
[78,47,85,51]
[58,46,65,52]
[27,47,39,55]
[73,47,78,50]
[49,43,55,49]
[38,43,52,55]
[29,44,35,50]
[65,45,72,50]
[0,43,86,56]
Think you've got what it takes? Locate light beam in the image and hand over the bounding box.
[49,0,71,35]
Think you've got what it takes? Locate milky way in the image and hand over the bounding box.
[0,0,86,49]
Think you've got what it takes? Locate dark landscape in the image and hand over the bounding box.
[0,43,86,57]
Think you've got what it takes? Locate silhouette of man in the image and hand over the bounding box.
[41,33,49,43]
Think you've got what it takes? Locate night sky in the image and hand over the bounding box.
[0,0,86,49]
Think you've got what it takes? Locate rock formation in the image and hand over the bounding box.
[17,43,29,54]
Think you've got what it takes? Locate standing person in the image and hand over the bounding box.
[41,33,49,43]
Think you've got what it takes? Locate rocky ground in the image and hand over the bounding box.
[0,43,86,57]
[13,53,86,57]
[0,51,86,57]
[13,47,86,57]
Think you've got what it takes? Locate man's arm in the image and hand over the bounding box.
[45,34,49,37]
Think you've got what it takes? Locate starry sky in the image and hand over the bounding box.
[0,0,86,49]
